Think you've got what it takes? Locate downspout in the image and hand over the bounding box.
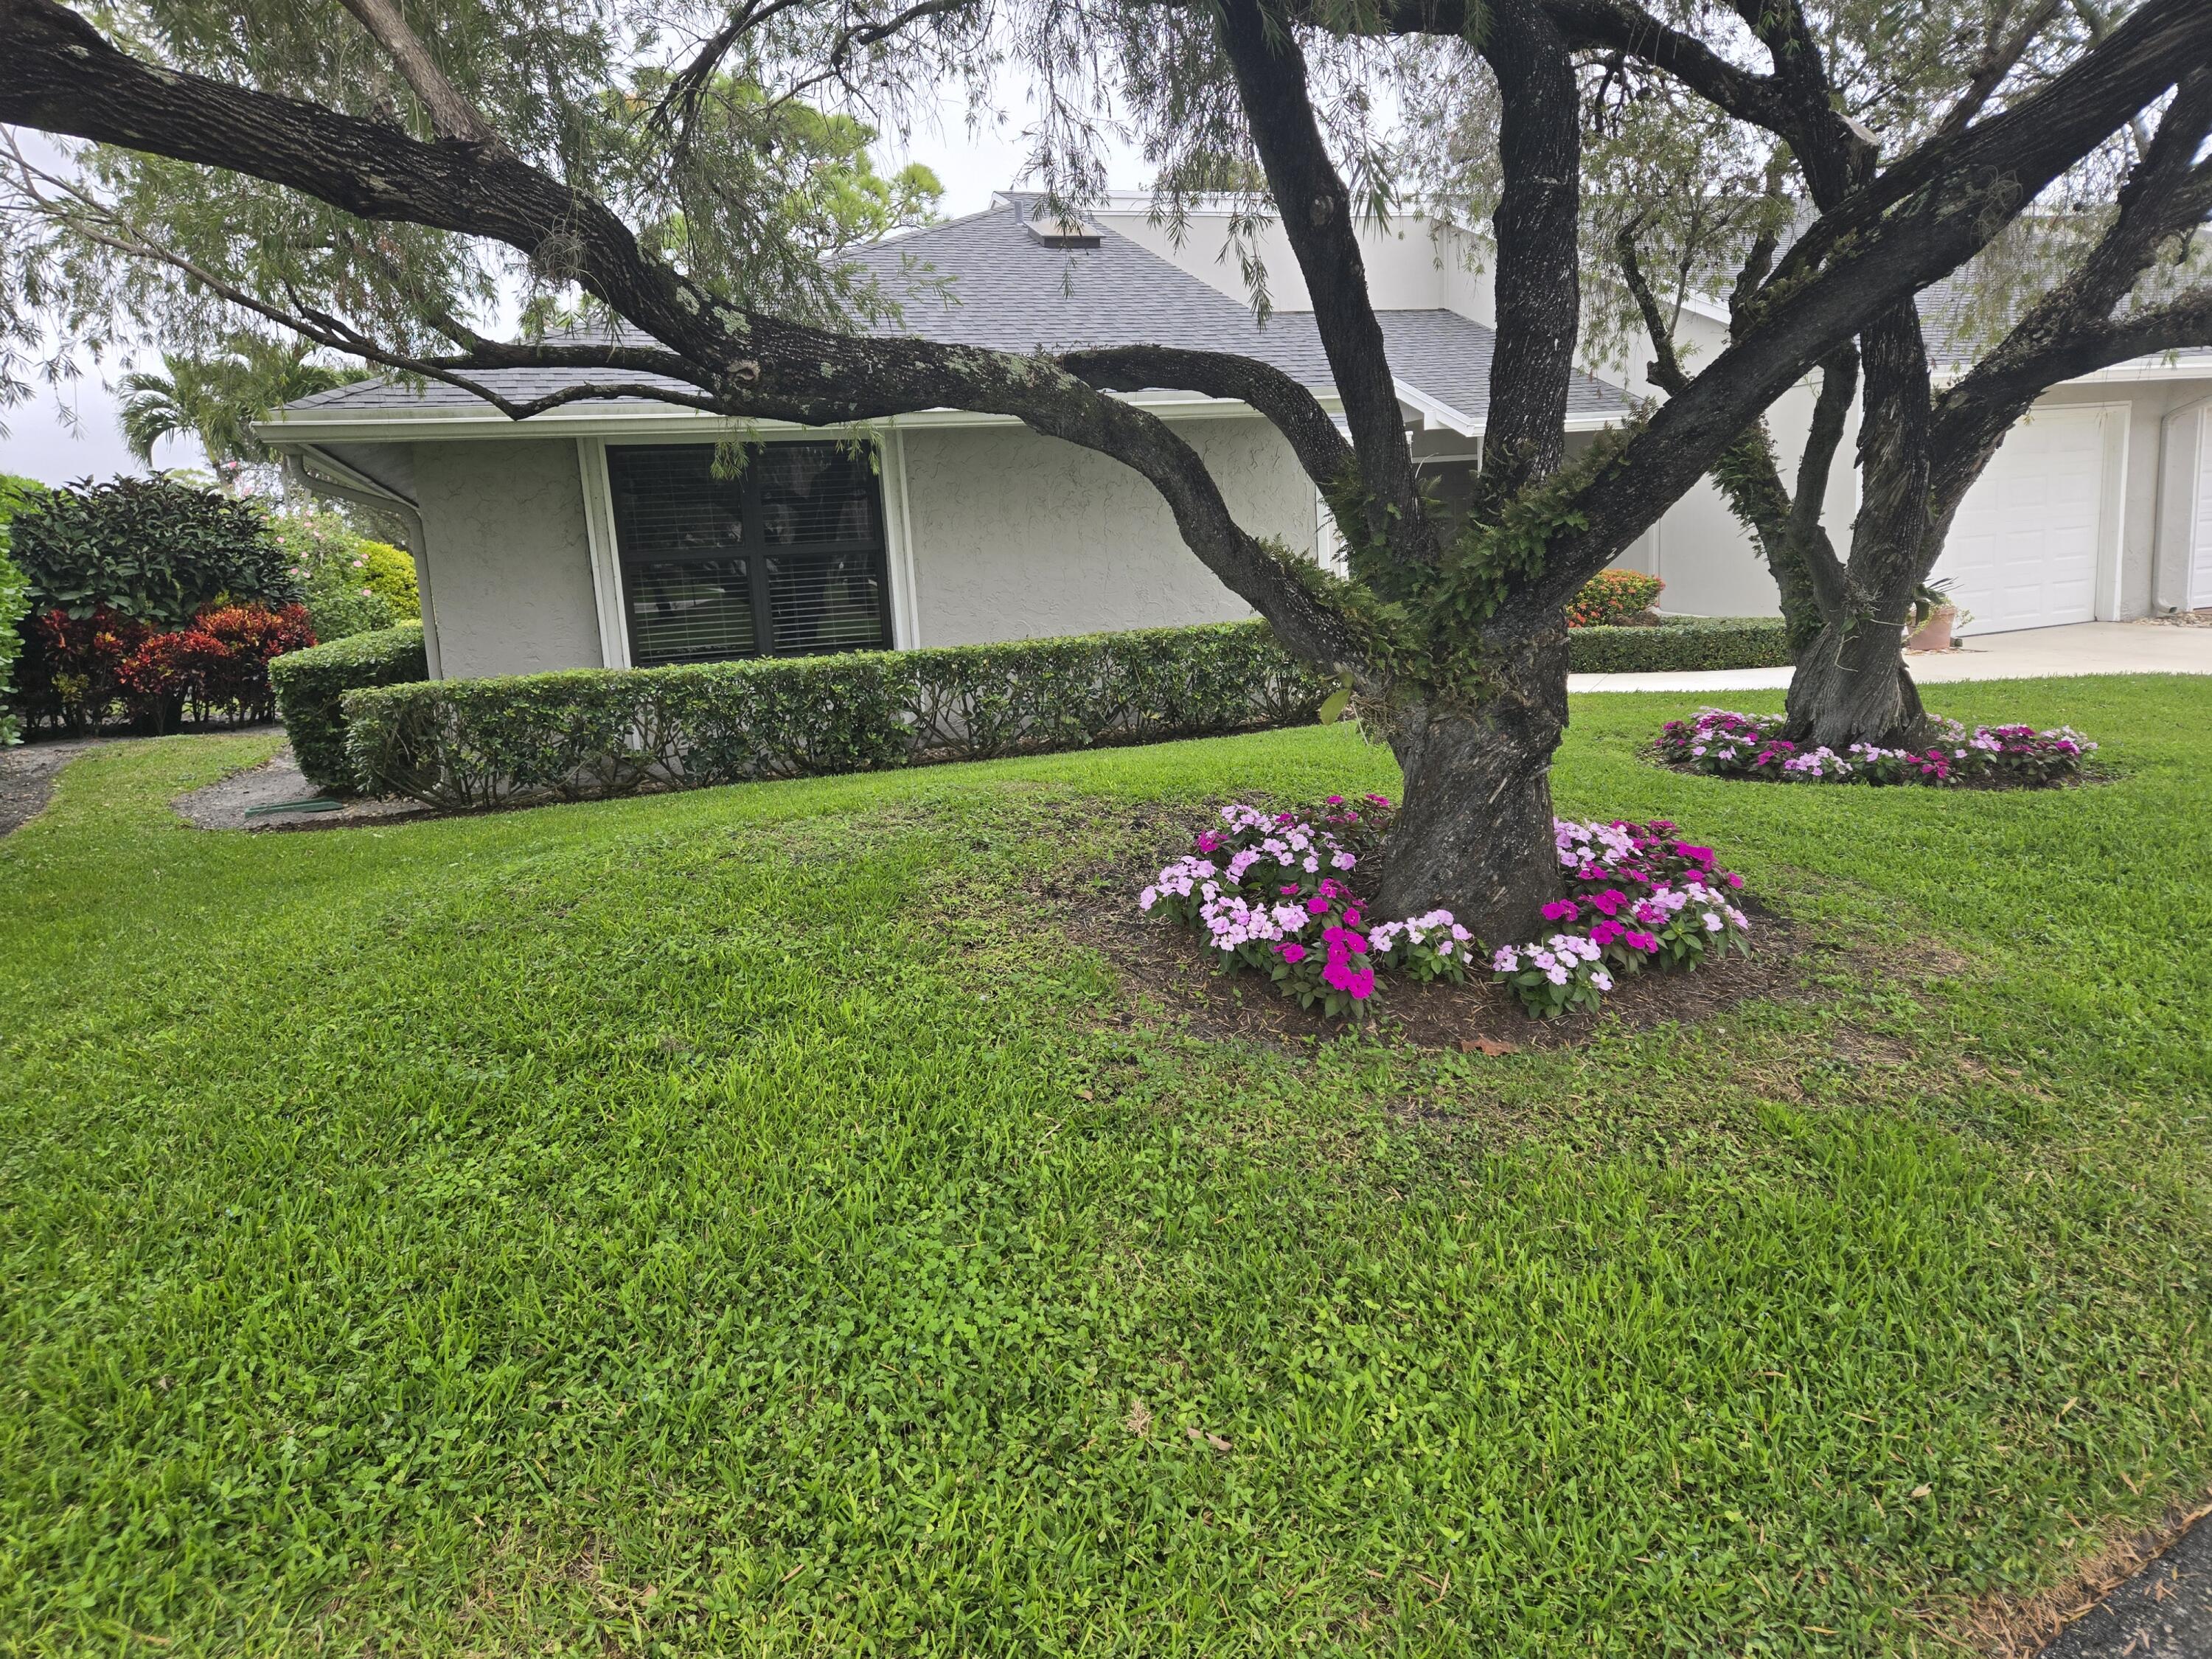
[279,445,444,680]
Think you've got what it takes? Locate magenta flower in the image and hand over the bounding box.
[1280,942,1306,964]
[1541,899,1579,923]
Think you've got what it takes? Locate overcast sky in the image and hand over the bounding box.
[0,86,1146,489]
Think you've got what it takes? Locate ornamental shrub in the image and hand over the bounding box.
[15,608,151,734]
[1655,707,2096,787]
[1566,616,1790,673]
[269,621,429,791]
[9,476,297,625]
[1568,568,1663,627]
[270,506,401,641]
[358,541,420,618]
[343,622,1332,808]
[0,551,27,745]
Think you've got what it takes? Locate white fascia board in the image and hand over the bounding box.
[1394,379,1478,437]
[252,388,1289,446]
[1924,352,2212,392]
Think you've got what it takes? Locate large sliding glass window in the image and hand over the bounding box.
[607,442,891,667]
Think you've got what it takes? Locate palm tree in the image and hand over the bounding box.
[119,337,369,470]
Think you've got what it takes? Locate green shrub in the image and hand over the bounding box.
[346,622,1332,809]
[1568,568,1663,627]
[359,541,420,619]
[0,475,46,554]
[269,622,428,791]
[0,551,27,745]
[10,476,296,624]
[270,506,399,641]
[1566,616,1791,673]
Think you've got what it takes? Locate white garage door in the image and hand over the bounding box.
[1934,405,2112,634]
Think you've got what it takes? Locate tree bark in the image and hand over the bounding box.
[1374,627,1569,947]
[1782,301,1930,745]
[1783,613,1926,748]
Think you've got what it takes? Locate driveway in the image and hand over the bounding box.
[1570,619,2212,694]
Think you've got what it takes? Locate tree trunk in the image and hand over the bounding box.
[1784,303,1933,749]
[1782,615,1926,748]
[1375,630,1568,948]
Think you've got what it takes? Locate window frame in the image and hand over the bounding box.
[601,438,896,669]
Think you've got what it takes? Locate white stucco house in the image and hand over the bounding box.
[259,192,2212,682]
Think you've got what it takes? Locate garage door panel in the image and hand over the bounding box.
[1935,406,2109,633]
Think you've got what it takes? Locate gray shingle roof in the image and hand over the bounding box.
[278,197,1633,425]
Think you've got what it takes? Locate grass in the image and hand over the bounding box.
[1,676,2208,1656]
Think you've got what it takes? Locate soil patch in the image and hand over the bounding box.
[173,749,431,832]
[1035,802,1825,1054]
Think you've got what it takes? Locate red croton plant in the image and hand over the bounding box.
[24,602,313,734]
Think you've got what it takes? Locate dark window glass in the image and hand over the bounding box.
[607,446,745,559]
[627,558,756,664]
[606,442,889,667]
[754,445,877,548]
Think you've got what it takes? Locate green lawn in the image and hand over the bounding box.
[1,678,2208,1655]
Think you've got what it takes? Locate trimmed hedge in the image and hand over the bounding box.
[345,622,1332,809]
[270,621,428,790]
[1567,616,1790,673]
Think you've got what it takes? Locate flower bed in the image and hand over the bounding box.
[1656,707,2096,786]
[1139,799,1753,1020]
[1489,821,1751,1016]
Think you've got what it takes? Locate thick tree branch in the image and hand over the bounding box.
[1618,223,1844,633]
[1472,0,1582,512]
[1516,0,2210,616]
[1770,0,2208,297]
[1209,0,1436,566]
[1057,343,1354,489]
[0,0,1361,671]
[1931,71,2212,478]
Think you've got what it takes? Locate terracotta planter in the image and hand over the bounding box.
[1905,605,1956,653]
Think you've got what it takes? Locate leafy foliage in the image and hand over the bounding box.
[0,474,46,554]
[1567,569,1663,627]
[269,506,417,641]
[359,541,420,619]
[0,550,27,745]
[9,475,297,625]
[13,607,149,734]
[109,602,316,729]
[266,621,429,790]
[117,335,369,467]
[340,622,1333,807]
[1566,617,1791,674]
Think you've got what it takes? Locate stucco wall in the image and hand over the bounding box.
[412,439,603,678]
[894,416,1313,647]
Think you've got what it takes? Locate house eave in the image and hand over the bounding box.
[252,389,1322,447]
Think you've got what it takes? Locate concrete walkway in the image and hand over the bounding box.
[1568,619,2212,695]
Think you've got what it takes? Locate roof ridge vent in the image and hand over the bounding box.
[1023,212,1102,250]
